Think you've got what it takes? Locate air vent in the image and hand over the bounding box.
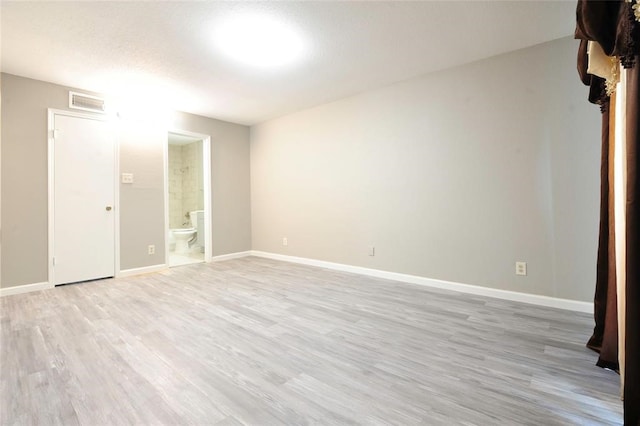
[69,91,106,113]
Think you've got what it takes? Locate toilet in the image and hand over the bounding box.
[171,227,196,254]
[189,210,205,253]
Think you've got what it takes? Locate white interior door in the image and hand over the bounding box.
[53,113,115,285]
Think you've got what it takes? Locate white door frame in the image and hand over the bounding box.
[47,108,120,285]
[165,129,213,264]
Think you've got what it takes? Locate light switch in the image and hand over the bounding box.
[121,173,134,184]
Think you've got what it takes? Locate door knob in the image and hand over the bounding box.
[106,206,112,211]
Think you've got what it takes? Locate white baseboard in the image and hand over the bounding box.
[249,251,593,314]
[1,253,592,314]
[118,264,167,278]
[210,251,253,262]
[0,281,54,297]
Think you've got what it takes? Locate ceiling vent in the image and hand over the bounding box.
[69,91,106,113]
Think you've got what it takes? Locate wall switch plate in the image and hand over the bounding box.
[516,261,527,276]
[368,246,375,256]
[148,245,155,255]
[282,237,288,246]
[121,173,134,184]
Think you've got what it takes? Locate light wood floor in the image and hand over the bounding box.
[1,256,622,425]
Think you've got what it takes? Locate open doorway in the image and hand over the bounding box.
[166,131,212,267]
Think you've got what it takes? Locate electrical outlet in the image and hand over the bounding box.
[148,245,155,255]
[516,261,527,276]
[282,237,288,246]
[368,246,375,256]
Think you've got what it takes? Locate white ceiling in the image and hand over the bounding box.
[1,1,576,126]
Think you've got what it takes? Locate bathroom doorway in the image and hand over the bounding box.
[166,130,212,267]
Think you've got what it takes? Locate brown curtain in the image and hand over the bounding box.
[623,60,639,426]
[578,38,620,369]
[575,1,639,424]
[585,92,620,371]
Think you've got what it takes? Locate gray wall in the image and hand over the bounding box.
[118,121,167,270]
[1,37,602,301]
[250,37,602,302]
[2,74,61,287]
[0,73,251,288]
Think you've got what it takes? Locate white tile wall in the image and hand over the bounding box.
[168,145,184,229]
[168,141,204,229]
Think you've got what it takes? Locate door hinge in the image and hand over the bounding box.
[52,257,56,266]
[52,129,59,139]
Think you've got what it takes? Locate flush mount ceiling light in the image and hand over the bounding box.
[215,15,305,68]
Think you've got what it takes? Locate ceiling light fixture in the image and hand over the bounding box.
[215,15,305,68]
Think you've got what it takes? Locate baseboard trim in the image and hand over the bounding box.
[210,251,253,262]
[118,264,167,278]
[0,253,593,313]
[249,251,593,314]
[0,281,54,297]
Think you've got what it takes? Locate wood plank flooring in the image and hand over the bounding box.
[1,256,622,425]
